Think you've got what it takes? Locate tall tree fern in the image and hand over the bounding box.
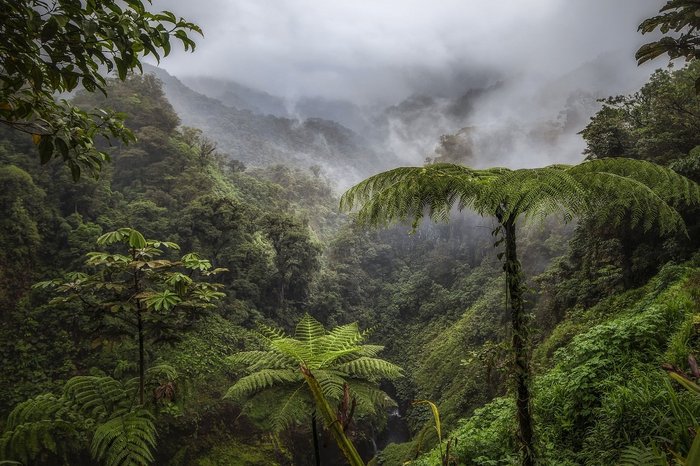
[225,313,402,466]
[340,158,700,466]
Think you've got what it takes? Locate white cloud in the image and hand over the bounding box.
[152,0,662,103]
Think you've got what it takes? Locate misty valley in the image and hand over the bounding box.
[1,1,700,465]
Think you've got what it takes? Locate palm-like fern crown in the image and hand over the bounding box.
[225,314,402,430]
[339,159,700,234]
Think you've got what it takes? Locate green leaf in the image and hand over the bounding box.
[142,290,181,311]
[38,138,54,164]
[128,230,147,249]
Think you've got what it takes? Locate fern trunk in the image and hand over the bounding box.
[312,410,321,466]
[504,217,535,466]
[301,366,364,466]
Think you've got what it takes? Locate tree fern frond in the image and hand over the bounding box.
[340,164,492,229]
[576,170,687,235]
[271,385,311,431]
[0,395,79,465]
[90,409,156,466]
[346,381,397,415]
[227,350,297,371]
[570,158,700,208]
[354,344,385,358]
[486,167,589,223]
[224,369,301,401]
[313,370,347,402]
[270,337,314,365]
[295,314,326,357]
[318,322,364,351]
[335,357,403,381]
[63,376,131,421]
[257,322,287,341]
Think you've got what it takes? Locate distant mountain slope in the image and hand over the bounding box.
[180,75,376,135]
[144,65,397,186]
[181,75,289,117]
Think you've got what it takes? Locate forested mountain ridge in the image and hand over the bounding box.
[143,64,397,187]
[2,0,700,463]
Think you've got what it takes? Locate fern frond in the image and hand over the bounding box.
[224,369,301,401]
[318,322,365,350]
[346,381,397,415]
[257,322,287,341]
[294,313,326,349]
[227,350,297,371]
[340,164,493,229]
[272,385,311,431]
[570,158,700,207]
[485,167,588,223]
[63,376,131,421]
[335,357,403,381]
[0,395,79,464]
[270,338,314,365]
[313,370,347,402]
[618,442,669,466]
[341,158,700,236]
[90,410,156,466]
[573,169,687,235]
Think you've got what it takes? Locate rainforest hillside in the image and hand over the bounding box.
[1,1,700,465]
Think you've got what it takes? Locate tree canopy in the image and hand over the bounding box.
[0,0,201,179]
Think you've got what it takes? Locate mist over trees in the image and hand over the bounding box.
[1,1,700,465]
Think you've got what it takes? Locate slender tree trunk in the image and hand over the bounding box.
[312,410,321,466]
[133,248,145,406]
[503,217,535,466]
[137,305,145,405]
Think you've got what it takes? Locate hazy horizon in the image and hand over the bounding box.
[151,0,663,106]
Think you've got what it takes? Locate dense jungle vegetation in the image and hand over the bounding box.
[2,1,700,465]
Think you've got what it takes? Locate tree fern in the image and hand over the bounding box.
[225,313,402,466]
[340,158,700,466]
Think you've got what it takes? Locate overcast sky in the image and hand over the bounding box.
[152,0,664,104]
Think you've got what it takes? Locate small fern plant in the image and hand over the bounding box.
[225,313,403,466]
[0,364,178,466]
